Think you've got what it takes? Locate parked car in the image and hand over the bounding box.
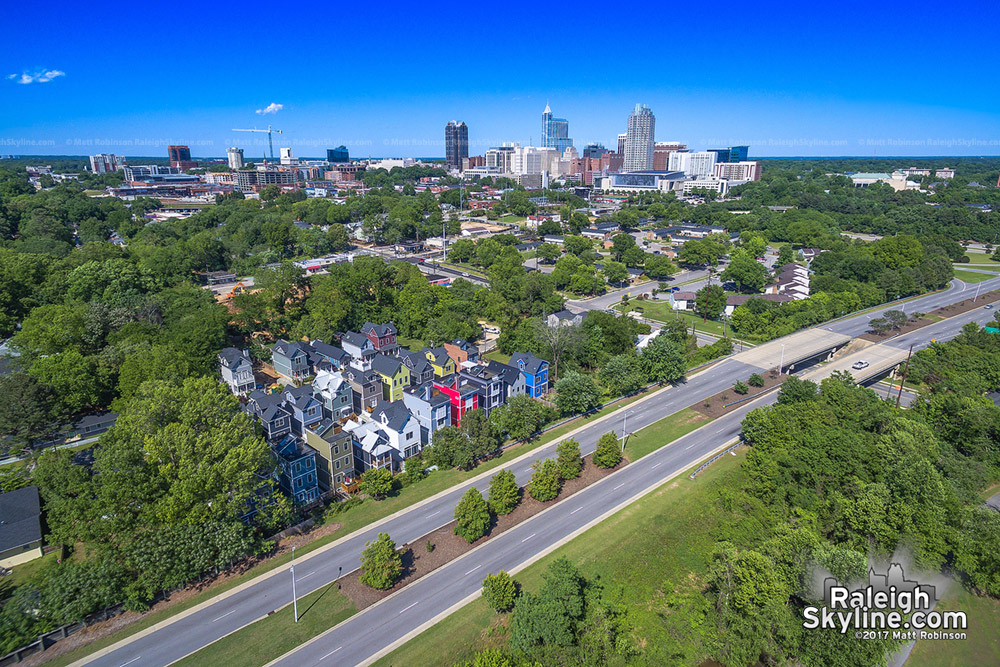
[461,272,470,277]
[852,360,870,370]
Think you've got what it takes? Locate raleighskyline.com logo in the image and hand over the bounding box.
[802,563,968,640]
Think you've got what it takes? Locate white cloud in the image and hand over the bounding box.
[7,69,65,84]
[256,102,284,115]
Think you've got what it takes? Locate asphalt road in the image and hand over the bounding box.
[79,275,1000,667]
[269,301,1000,667]
[270,399,763,667]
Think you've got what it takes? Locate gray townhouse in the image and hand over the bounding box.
[218,347,255,395]
[271,340,315,383]
[402,382,452,446]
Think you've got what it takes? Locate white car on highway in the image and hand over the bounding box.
[852,360,870,370]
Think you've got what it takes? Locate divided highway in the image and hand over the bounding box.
[77,275,1000,667]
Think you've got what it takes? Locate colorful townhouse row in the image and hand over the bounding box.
[218,322,550,504]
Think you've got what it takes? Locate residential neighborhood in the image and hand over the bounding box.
[222,322,551,501]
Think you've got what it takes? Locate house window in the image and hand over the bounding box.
[335,460,340,470]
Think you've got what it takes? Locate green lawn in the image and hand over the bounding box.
[907,587,1000,667]
[175,582,355,667]
[617,300,730,337]
[484,349,510,364]
[373,448,747,667]
[954,269,997,283]
[396,336,427,352]
[961,251,1000,266]
[624,407,711,460]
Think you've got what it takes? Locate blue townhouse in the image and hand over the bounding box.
[507,352,549,398]
[271,435,320,504]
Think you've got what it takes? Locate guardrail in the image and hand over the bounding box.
[689,441,743,480]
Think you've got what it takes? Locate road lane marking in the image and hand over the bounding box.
[613,482,625,490]
[521,533,536,543]
[320,647,343,660]
[686,443,696,450]
[398,601,419,614]
[465,564,481,575]
[211,609,237,623]
[119,659,141,667]
[524,467,533,472]
[651,461,662,469]
[298,570,316,581]
[570,506,583,514]
[425,511,440,518]
[715,428,726,433]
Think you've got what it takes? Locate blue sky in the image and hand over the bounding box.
[2,1,998,158]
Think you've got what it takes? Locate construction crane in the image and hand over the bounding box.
[231,125,283,161]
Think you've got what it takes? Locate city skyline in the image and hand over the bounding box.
[2,2,999,157]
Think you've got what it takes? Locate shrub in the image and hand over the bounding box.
[482,571,519,613]
[359,468,393,500]
[734,381,749,395]
[360,532,402,590]
[528,459,562,502]
[454,487,491,543]
[748,373,765,388]
[556,439,582,480]
[488,469,520,515]
[593,431,623,468]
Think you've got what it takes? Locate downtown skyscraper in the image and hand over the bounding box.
[623,104,655,171]
[444,121,468,170]
[541,103,573,152]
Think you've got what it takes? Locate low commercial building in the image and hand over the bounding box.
[600,171,686,193]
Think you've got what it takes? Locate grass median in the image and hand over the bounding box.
[371,447,746,666]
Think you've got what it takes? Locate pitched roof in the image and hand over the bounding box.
[218,347,251,369]
[548,310,580,321]
[272,339,312,360]
[424,346,451,365]
[362,322,398,337]
[400,351,432,374]
[310,340,349,363]
[371,400,412,432]
[340,331,371,350]
[371,353,404,377]
[509,352,547,375]
[0,486,42,551]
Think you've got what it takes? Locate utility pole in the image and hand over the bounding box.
[974,281,982,302]
[290,546,299,622]
[779,344,785,375]
[896,344,914,409]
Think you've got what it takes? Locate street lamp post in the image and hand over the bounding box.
[290,546,299,622]
[620,410,634,454]
[778,344,785,375]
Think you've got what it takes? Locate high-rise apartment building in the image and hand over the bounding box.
[714,161,761,181]
[541,103,573,152]
[617,133,627,156]
[445,121,469,171]
[227,147,244,170]
[327,146,350,163]
[623,104,655,172]
[669,151,718,177]
[89,153,126,174]
[168,145,198,170]
[653,142,687,171]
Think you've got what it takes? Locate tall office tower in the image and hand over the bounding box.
[617,133,627,156]
[227,147,244,170]
[168,145,197,169]
[327,145,350,163]
[89,153,126,174]
[445,121,469,170]
[541,103,573,152]
[623,104,655,172]
[710,145,750,164]
[582,143,609,159]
